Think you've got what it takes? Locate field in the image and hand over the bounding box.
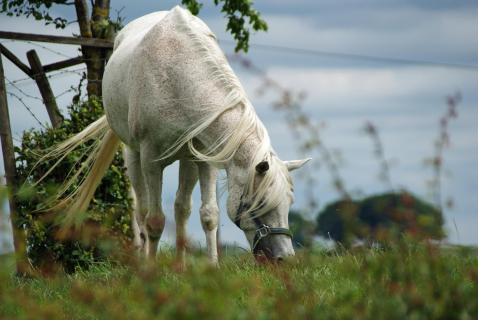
[1,242,478,320]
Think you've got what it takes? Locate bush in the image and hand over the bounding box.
[316,191,445,246]
[289,210,316,248]
[14,97,133,273]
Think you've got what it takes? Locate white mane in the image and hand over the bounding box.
[159,7,292,218]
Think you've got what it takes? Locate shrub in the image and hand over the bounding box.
[289,210,316,248]
[316,191,445,246]
[14,97,133,273]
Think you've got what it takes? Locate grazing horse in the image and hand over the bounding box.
[43,6,310,265]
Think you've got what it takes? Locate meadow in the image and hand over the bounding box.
[1,241,477,320]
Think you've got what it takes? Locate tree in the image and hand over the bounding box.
[288,210,315,248]
[316,191,445,246]
[315,199,360,246]
[1,0,268,98]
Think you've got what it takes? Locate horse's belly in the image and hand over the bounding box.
[103,52,184,155]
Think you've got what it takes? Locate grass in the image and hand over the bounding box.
[1,242,477,320]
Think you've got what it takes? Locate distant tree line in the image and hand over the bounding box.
[289,191,444,248]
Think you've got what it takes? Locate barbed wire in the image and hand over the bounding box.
[24,40,77,59]
[6,91,46,129]
[55,86,77,99]
[220,40,478,71]
[52,68,86,76]
[4,35,478,70]
[6,75,32,85]
[5,77,43,102]
[7,66,87,87]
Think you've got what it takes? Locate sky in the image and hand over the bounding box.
[1,0,477,252]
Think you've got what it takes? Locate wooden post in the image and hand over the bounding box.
[0,44,32,77]
[0,54,31,276]
[26,49,63,128]
[43,56,84,73]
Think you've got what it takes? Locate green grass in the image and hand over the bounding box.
[1,242,478,320]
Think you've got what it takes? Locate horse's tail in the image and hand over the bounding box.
[34,115,121,223]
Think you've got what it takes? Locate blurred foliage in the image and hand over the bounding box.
[14,97,132,273]
[288,210,315,249]
[425,92,461,210]
[0,180,11,253]
[316,191,445,247]
[1,241,477,319]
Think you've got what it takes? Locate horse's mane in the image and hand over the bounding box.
[159,7,292,218]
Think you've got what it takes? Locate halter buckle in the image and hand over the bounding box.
[257,224,271,238]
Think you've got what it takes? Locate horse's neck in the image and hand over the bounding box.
[202,105,261,162]
[196,101,273,219]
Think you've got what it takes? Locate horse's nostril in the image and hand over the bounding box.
[276,256,284,263]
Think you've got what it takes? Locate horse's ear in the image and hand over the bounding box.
[284,158,311,172]
[255,161,269,175]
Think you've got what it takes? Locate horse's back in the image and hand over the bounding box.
[103,10,172,148]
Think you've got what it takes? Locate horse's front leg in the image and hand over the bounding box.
[140,144,166,258]
[197,162,219,266]
[174,159,198,268]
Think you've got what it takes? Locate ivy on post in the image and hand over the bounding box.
[0,54,31,277]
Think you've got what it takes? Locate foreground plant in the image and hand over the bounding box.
[1,240,477,319]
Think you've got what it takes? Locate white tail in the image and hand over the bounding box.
[33,115,121,224]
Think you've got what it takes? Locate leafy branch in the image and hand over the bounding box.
[182,0,267,52]
[1,0,72,28]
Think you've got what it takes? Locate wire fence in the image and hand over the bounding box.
[4,67,86,128]
[6,90,46,128]
[1,39,89,130]
[5,77,43,101]
[25,40,76,59]
[1,35,476,154]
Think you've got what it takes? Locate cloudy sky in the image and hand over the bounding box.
[1,0,477,252]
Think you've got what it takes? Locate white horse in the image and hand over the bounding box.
[43,6,310,265]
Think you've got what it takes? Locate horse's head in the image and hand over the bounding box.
[227,156,311,262]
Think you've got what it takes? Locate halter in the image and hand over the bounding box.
[234,197,292,254]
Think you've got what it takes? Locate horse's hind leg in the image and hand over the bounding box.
[174,159,198,268]
[124,147,148,255]
[140,143,166,258]
[197,162,219,266]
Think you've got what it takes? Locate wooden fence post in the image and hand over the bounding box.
[26,49,63,128]
[0,54,31,276]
